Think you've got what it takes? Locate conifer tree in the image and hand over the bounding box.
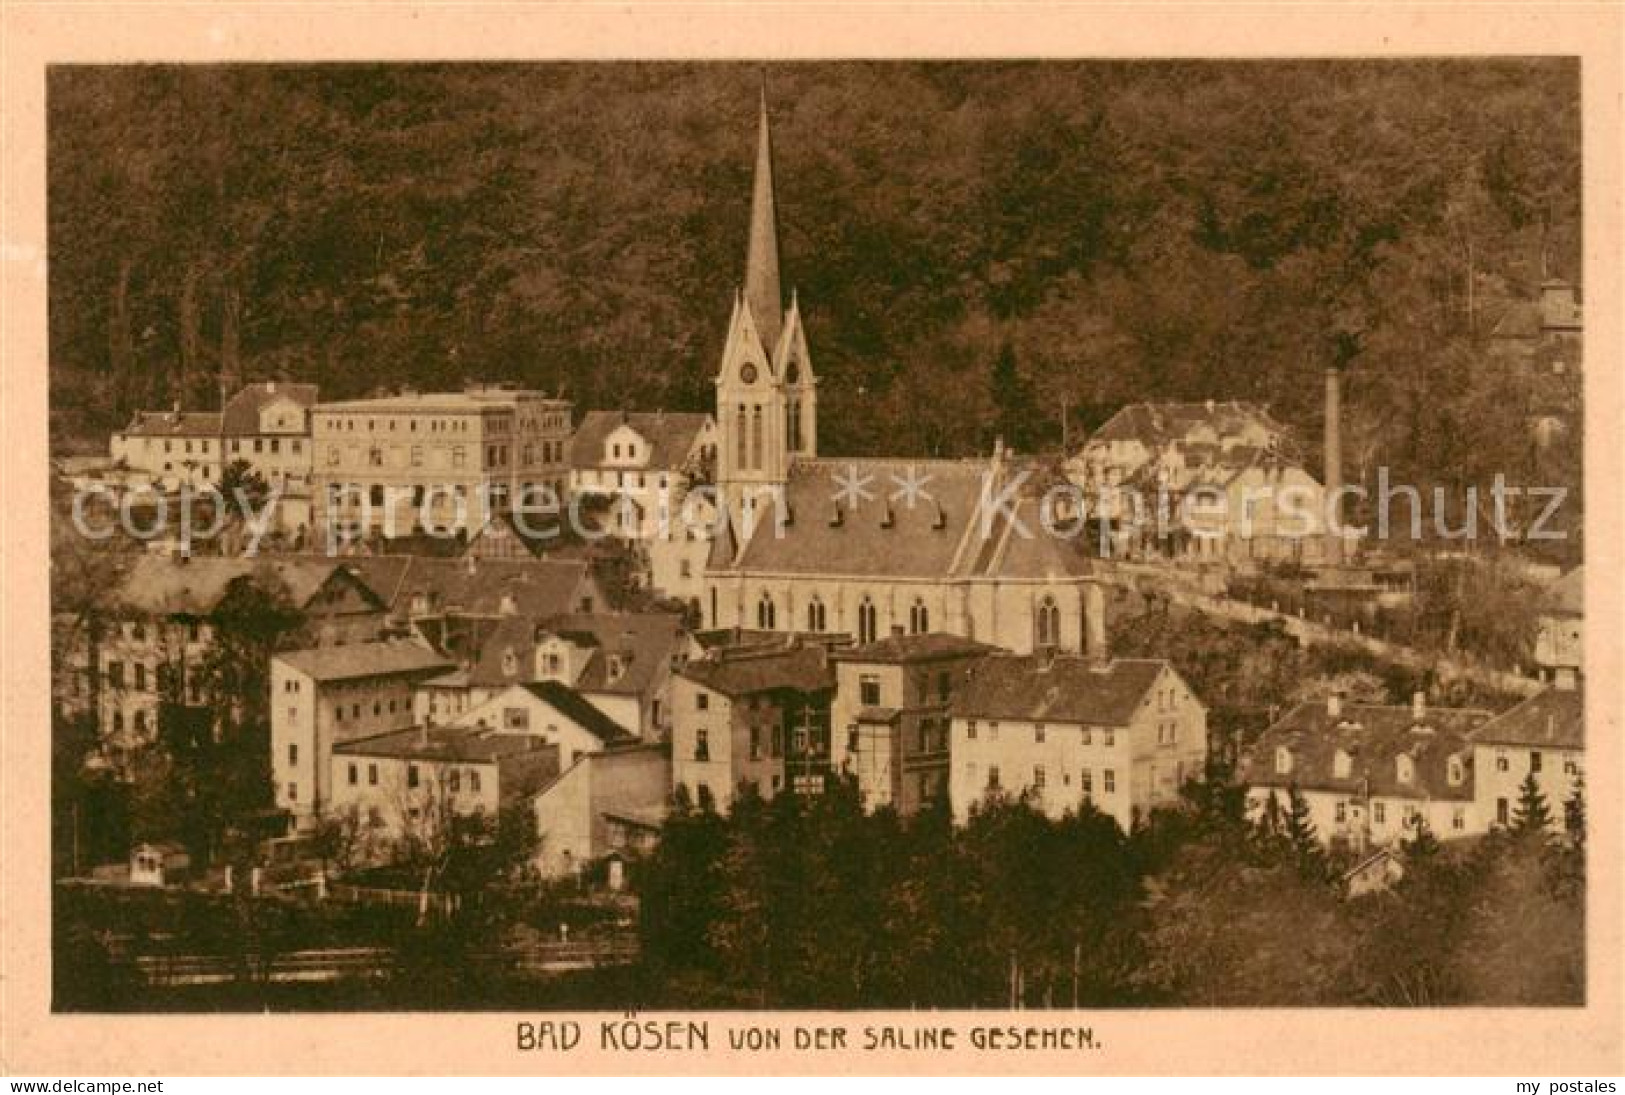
[1562,770,1585,849]
[1510,771,1553,837]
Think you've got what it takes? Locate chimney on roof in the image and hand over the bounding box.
[499,592,518,616]
[1327,691,1343,719]
[465,554,477,576]
[1411,691,1426,721]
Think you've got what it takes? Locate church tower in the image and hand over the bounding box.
[715,84,817,537]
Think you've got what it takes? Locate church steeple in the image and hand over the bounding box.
[744,81,783,357]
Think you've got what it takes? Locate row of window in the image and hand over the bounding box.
[965,720,1117,748]
[968,763,1116,797]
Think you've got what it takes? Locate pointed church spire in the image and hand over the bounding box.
[744,76,783,356]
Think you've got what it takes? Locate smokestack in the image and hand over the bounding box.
[1323,365,1343,565]
[1085,583,1107,665]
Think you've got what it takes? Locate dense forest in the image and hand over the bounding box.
[49,60,1579,496]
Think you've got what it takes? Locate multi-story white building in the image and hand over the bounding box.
[329,725,559,844]
[110,409,224,492]
[948,653,1208,832]
[311,384,571,540]
[1243,694,1494,849]
[1470,685,1583,836]
[270,638,453,826]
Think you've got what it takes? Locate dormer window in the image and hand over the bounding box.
[1396,755,1415,784]
[1447,756,1465,787]
[1333,749,1352,779]
[1274,747,1293,776]
[502,649,518,677]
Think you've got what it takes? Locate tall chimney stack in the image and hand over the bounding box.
[1323,365,1343,565]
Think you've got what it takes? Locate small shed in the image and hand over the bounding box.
[129,842,191,888]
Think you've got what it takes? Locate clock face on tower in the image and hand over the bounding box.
[740,363,758,384]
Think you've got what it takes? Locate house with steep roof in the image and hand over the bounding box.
[1069,400,1330,564]
[448,680,635,771]
[670,638,839,811]
[219,381,319,530]
[829,630,998,814]
[85,556,389,771]
[1470,686,1583,837]
[699,92,1106,658]
[271,637,454,826]
[1242,693,1494,850]
[948,652,1207,831]
[409,609,688,742]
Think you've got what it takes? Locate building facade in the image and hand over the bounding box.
[669,639,836,811]
[948,654,1208,832]
[1243,694,1493,849]
[312,384,571,540]
[1470,686,1583,836]
[528,741,671,879]
[828,631,996,815]
[270,638,454,826]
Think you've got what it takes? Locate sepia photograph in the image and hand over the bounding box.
[5,1,1623,1081]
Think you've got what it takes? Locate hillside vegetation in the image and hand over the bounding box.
[50,61,1579,502]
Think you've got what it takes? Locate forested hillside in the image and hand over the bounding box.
[49,60,1579,496]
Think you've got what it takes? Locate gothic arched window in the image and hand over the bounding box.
[787,398,801,453]
[858,596,878,645]
[750,405,764,472]
[735,404,749,471]
[909,598,929,635]
[806,596,826,633]
[1036,595,1060,649]
[757,592,777,631]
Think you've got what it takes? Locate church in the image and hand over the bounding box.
[703,91,1104,656]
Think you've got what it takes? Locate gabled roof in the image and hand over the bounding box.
[112,556,349,616]
[953,655,1173,727]
[546,612,686,696]
[1471,688,1583,750]
[1244,700,1491,802]
[679,643,833,698]
[275,638,451,683]
[220,382,318,435]
[727,457,986,579]
[464,611,686,695]
[118,411,222,438]
[566,410,712,472]
[518,680,636,744]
